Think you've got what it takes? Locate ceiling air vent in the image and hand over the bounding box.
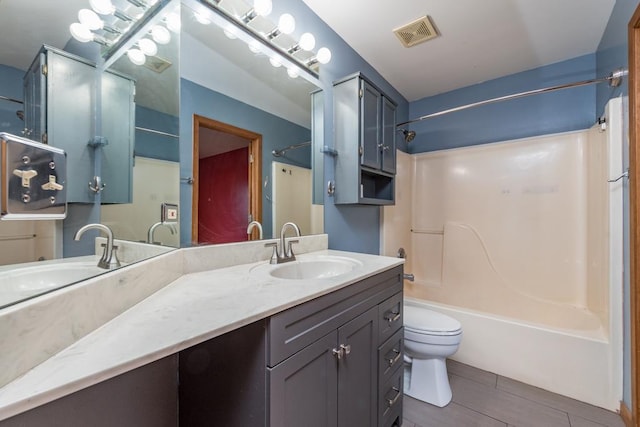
[393,15,439,48]
[144,55,172,73]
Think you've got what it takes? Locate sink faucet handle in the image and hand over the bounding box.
[110,244,121,268]
[286,239,299,258]
[247,221,263,240]
[265,242,279,264]
[74,223,116,269]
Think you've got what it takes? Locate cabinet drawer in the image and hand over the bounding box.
[378,327,403,383]
[268,266,402,367]
[378,360,403,427]
[381,403,402,427]
[379,292,403,342]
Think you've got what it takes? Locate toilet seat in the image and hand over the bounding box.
[403,305,462,336]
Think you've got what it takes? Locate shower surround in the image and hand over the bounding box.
[383,98,624,410]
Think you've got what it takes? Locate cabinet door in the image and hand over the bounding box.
[47,50,95,202]
[381,96,396,174]
[360,80,381,170]
[100,71,135,204]
[337,306,379,427]
[23,52,46,144]
[269,331,338,427]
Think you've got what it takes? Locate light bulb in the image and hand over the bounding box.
[317,47,331,64]
[248,40,261,54]
[223,29,237,39]
[253,0,272,16]
[151,25,171,44]
[89,0,115,15]
[78,9,103,31]
[269,57,282,68]
[69,23,94,43]
[277,13,295,35]
[165,12,181,33]
[287,67,299,79]
[138,38,158,56]
[127,49,146,65]
[194,12,211,25]
[299,32,315,51]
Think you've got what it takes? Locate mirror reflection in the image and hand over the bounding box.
[179,0,324,244]
[0,0,324,308]
[0,0,180,308]
[101,2,181,248]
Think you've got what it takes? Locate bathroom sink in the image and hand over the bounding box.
[0,261,106,303]
[253,256,363,280]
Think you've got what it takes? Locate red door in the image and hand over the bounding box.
[197,147,249,244]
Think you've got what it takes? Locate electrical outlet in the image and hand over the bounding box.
[161,203,178,223]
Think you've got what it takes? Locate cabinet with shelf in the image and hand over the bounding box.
[23,46,135,203]
[333,72,397,205]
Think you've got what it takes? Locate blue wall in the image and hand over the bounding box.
[135,105,179,162]
[407,53,597,154]
[180,78,312,243]
[596,0,638,116]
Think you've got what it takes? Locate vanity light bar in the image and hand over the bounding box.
[192,0,330,81]
[69,0,175,68]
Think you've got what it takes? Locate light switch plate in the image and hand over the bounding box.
[161,203,178,223]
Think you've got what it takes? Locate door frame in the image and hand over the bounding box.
[629,4,640,426]
[191,114,262,243]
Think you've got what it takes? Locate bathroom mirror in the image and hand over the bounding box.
[0,0,324,307]
[180,0,324,244]
[0,0,180,308]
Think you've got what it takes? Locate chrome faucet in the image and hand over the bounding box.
[74,223,120,269]
[265,222,301,264]
[147,221,177,245]
[247,220,263,240]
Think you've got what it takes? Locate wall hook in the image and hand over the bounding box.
[327,181,335,196]
[88,176,105,193]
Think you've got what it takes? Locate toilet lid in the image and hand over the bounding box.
[403,305,462,335]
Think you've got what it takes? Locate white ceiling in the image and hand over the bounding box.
[0,0,86,71]
[2,0,616,107]
[302,0,615,102]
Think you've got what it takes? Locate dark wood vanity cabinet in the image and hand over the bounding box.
[269,305,379,427]
[179,265,404,427]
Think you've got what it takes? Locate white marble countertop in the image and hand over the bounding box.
[0,248,402,421]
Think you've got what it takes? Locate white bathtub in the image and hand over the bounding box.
[404,296,618,410]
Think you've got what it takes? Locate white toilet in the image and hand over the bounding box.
[403,303,463,407]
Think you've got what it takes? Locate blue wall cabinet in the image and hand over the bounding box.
[334,73,397,205]
[23,46,134,203]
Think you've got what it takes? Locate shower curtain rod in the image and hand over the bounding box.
[272,141,311,157]
[397,68,628,128]
[0,95,23,105]
[135,126,179,139]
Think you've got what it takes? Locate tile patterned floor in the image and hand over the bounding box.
[402,360,625,427]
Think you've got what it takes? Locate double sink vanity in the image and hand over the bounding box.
[0,234,404,426]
